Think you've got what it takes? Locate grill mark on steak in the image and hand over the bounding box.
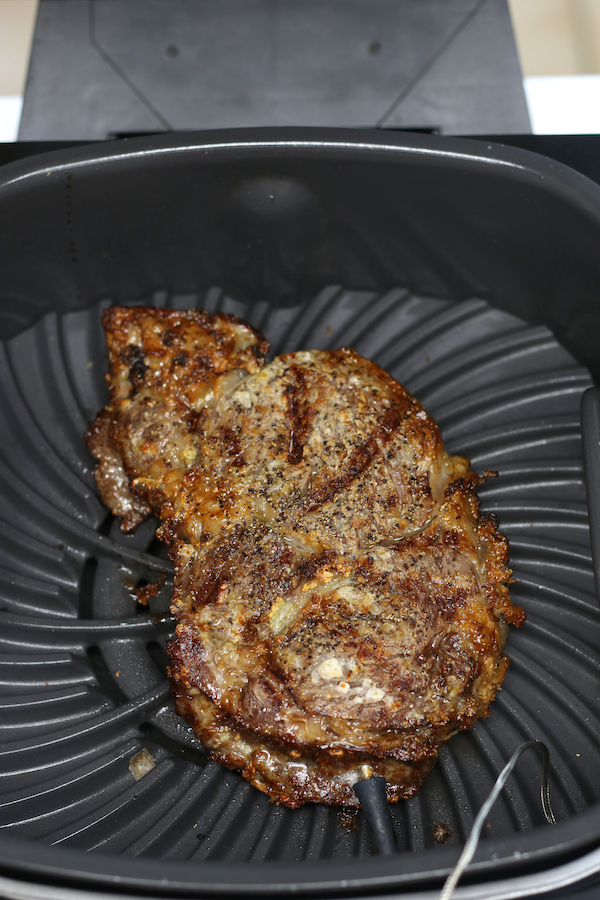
[220,425,245,468]
[175,525,295,614]
[303,396,411,514]
[183,533,243,607]
[285,364,315,465]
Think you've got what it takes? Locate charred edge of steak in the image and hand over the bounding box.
[117,343,148,393]
[88,307,270,530]
[103,306,270,373]
[169,678,436,807]
[85,408,152,531]
[219,425,245,468]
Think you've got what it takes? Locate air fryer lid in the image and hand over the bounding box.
[1,130,600,896]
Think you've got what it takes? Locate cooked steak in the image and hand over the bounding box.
[88,307,524,807]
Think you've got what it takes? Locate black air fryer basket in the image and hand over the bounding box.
[2,129,600,899]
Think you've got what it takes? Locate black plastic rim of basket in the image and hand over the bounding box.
[0,807,599,897]
[1,129,600,896]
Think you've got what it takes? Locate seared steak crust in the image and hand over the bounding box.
[86,306,268,529]
[88,308,524,807]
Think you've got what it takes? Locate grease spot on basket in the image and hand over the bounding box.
[129,748,156,781]
[433,822,451,843]
[339,808,359,831]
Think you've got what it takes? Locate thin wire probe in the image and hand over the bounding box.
[439,741,556,900]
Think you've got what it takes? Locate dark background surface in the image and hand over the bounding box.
[19,0,530,140]
[2,0,600,896]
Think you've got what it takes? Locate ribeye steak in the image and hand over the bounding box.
[87,306,524,807]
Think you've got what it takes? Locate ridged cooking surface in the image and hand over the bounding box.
[0,289,597,873]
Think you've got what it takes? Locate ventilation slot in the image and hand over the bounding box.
[78,556,98,620]
[86,644,129,706]
[140,721,208,767]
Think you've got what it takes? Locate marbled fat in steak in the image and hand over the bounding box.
[87,306,524,807]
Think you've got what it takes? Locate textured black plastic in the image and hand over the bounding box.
[1,131,600,896]
[581,389,600,605]
[1,129,600,380]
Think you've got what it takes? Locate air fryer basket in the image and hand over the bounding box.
[2,129,600,898]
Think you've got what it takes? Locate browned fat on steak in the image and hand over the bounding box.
[87,306,525,808]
